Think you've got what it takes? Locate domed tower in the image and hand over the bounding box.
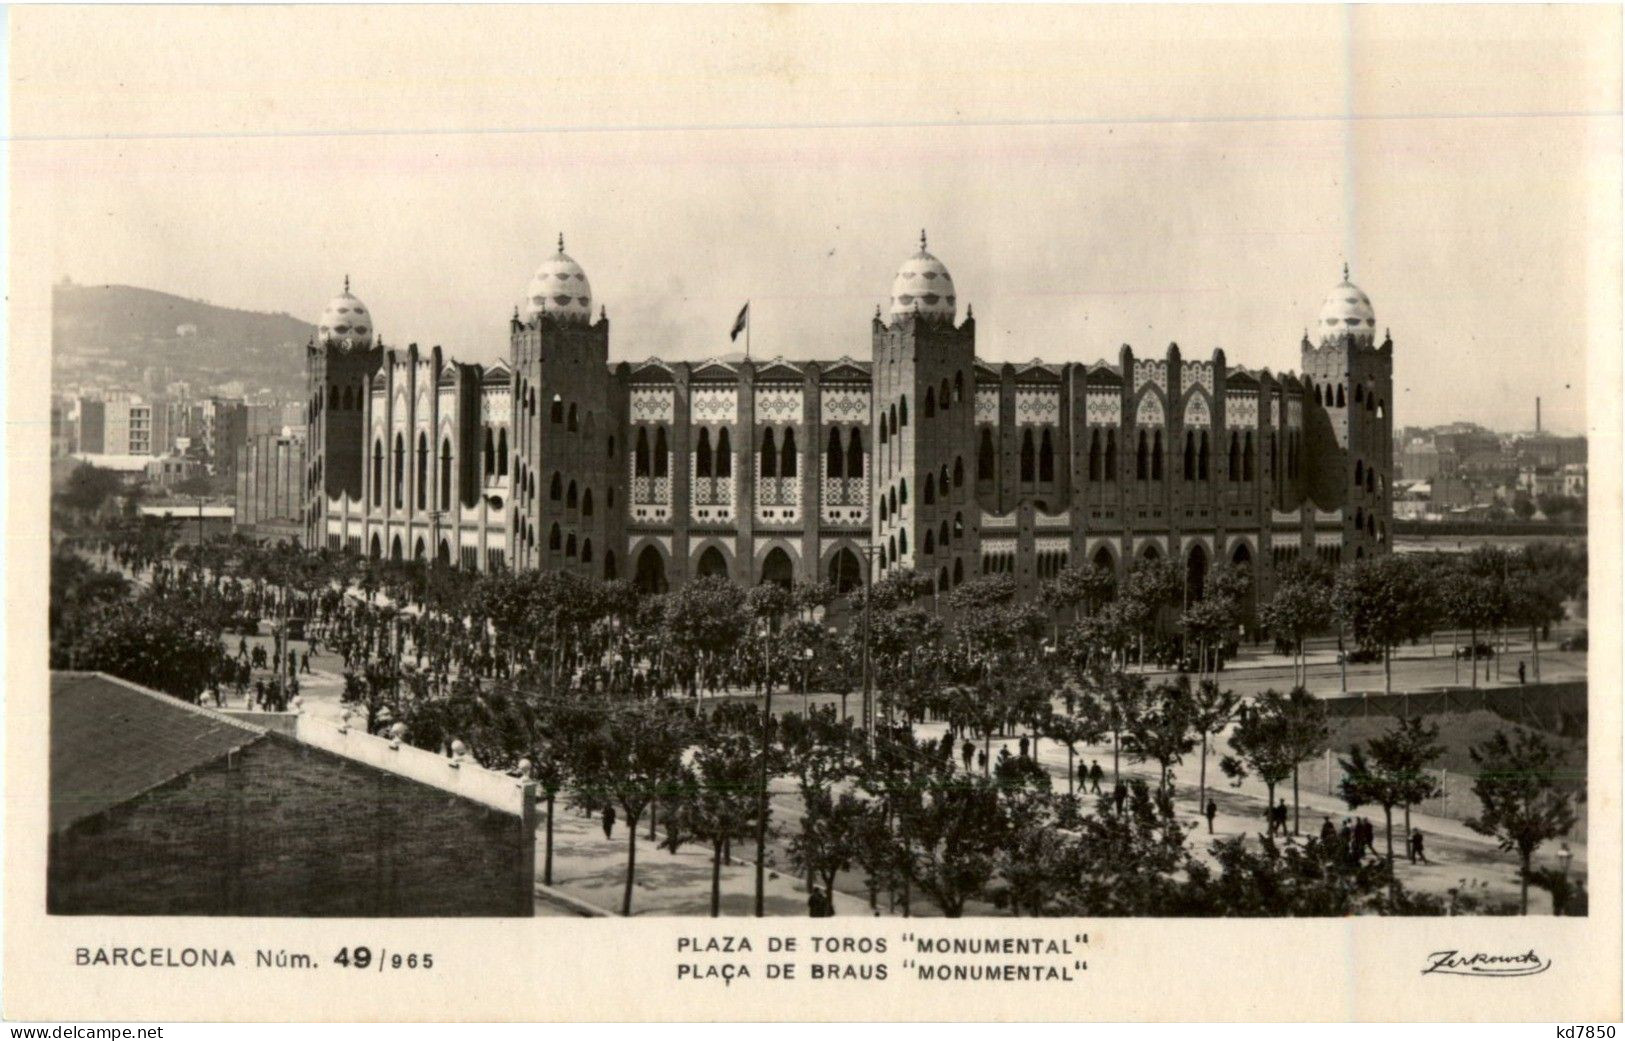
[1300,265,1393,558]
[306,278,384,548]
[870,231,977,588]
[509,235,616,575]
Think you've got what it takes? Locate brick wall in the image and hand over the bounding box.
[49,734,531,916]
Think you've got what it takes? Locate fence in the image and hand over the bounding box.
[1317,681,1587,739]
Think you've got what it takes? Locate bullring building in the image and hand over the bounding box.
[304,234,1392,613]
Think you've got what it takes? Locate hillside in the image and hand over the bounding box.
[52,281,315,400]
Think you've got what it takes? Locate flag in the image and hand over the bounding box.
[729,302,750,342]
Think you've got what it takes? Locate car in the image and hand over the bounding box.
[1454,642,1495,660]
[1345,646,1383,664]
[1560,631,1588,652]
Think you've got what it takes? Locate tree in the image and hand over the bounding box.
[1338,716,1444,862]
[786,790,867,915]
[1045,705,1106,796]
[1280,686,1330,835]
[1438,566,1500,689]
[51,596,229,703]
[1125,675,1197,804]
[1180,595,1238,677]
[1188,677,1240,815]
[57,464,124,516]
[1078,668,1148,788]
[662,729,762,917]
[894,759,1009,918]
[571,699,694,916]
[1334,555,1436,693]
[778,706,859,894]
[1466,729,1580,914]
[1220,690,1297,830]
[1259,577,1334,686]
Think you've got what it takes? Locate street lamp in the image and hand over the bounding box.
[801,645,815,715]
[856,542,879,756]
[1557,843,1574,915]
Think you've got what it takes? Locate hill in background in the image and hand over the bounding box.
[53,280,315,401]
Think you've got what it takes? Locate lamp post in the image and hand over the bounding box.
[857,542,879,757]
[1557,843,1574,915]
[801,645,815,715]
[754,618,773,918]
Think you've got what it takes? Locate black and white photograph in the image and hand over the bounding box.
[6,2,1620,1025]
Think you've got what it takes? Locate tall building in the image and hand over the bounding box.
[306,235,1393,608]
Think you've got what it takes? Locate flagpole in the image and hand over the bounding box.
[745,301,751,361]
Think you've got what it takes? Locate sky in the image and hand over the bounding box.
[12,6,1618,436]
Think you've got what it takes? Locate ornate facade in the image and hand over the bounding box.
[305,238,1393,609]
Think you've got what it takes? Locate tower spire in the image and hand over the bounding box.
[343,274,350,294]
[557,232,565,254]
[1342,261,1350,282]
[920,228,928,252]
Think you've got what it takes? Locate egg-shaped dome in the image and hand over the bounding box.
[889,230,957,322]
[1317,265,1376,344]
[524,234,592,323]
[316,278,375,350]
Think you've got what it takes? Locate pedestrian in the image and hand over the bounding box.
[1018,735,1030,759]
[1360,817,1380,857]
[602,805,616,840]
[1409,828,1427,864]
[1320,816,1336,844]
[1339,819,1354,856]
[976,749,988,773]
[962,740,975,772]
[1112,781,1127,816]
[1518,660,1526,685]
[1088,761,1104,794]
[1204,798,1218,833]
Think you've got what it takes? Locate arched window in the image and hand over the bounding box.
[1354,384,1364,404]
[1336,384,1346,408]
[879,417,888,445]
[581,539,593,563]
[716,428,732,478]
[953,512,964,539]
[1039,428,1056,482]
[923,474,935,505]
[899,395,909,427]
[889,487,897,516]
[780,427,797,478]
[416,432,428,509]
[634,428,650,477]
[760,428,778,478]
[1314,384,1323,406]
[879,497,888,522]
[1020,429,1036,482]
[978,428,996,480]
[1104,429,1119,481]
[550,473,562,500]
[940,378,951,410]
[1088,430,1101,481]
[549,524,561,551]
[1152,430,1164,480]
[483,428,495,476]
[371,439,384,505]
[567,403,578,432]
[1366,469,1376,494]
[551,396,564,423]
[953,457,963,487]
[1228,432,1241,481]
[939,464,950,495]
[1136,430,1149,480]
[497,428,508,477]
[899,528,908,555]
[1377,399,1386,419]
[924,387,936,418]
[899,477,909,505]
[939,519,950,547]
[1355,507,1365,531]
[846,428,863,479]
[696,428,713,479]
[582,488,594,516]
[653,426,669,478]
[607,435,615,460]
[1269,433,1278,479]
[1183,431,1196,480]
[439,437,452,507]
[566,481,578,509]
[924,530,935,554]
[393,433,405,508]
[1243,432,1254,481]
[889,405,898,438]
[1355,460,1364,485]
[953,558,964,585]
[954,372,965,403]
[826,427,844,478]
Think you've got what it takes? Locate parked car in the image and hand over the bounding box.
[1454,642,1495,660]
[1560,630,1588,652]
[1345,646,1384,664]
